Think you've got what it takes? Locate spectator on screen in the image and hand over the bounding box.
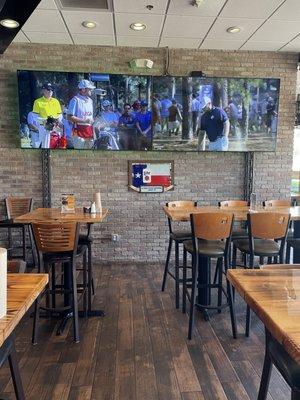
[160,95,172,133]
[168,99,182,135]
[135,100,152,150]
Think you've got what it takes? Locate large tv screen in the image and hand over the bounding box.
[17,70,280,152]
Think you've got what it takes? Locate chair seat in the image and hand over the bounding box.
[170,230,192,241]
[78,234,93,245]
[184,239,226,257]
[234,238,280,256]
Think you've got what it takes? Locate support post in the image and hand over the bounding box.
[42,149,51,207]
[244,152,254,202]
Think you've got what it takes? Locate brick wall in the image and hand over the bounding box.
[0,44,297,261]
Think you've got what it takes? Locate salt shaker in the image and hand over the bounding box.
[250,193,256,211]
[91,202,96,214]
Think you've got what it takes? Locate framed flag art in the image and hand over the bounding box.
[128,161,174,193]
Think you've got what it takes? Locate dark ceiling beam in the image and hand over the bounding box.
[0,0,41,54]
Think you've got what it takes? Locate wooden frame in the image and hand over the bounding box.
[128,160,174,193]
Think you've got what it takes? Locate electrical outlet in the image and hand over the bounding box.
[111,234,120,242]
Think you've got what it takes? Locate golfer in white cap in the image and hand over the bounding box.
[67,79,96,149]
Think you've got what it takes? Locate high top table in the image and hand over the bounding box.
[14,208,109,332]
[163,205,300,313]
[0,273,48,400]
[227,268,300,399]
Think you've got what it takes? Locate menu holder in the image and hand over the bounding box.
[61,194,75,214]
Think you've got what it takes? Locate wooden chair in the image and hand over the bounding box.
[182,212,236,340]
[263,199,296,264]
[233,212,290,336]
[31,222,87,344]
[0,197,33,262]
[161,201,197,309]
[78,224,95,295]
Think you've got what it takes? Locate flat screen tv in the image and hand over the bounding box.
[17,70,280,152]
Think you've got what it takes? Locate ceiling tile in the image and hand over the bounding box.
[37,0,58,9]
[115,13,164,36]
[271,0,300,20]
[168,0,227,17]
[25,31,73,44]
[72,34,115,45]
[22,9,67,33]
[163,15,214,38]
[61,10,114,34]
[221,0,283,19]
[200,39,244,50]
[206,17,264,41]
[114,0,168,14]
[250,19,300,42]
[117,36,159,47]
[279,35,300,52]
[159,37,201,48]
[241,41,285,51]
[12,31,30,43]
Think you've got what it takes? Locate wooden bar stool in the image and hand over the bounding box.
[263,199,296,264]
[232,212,290,336]
[0,197,34,263]
[31,222,88,343]
[182,212,236,340]
[161,201,197,309]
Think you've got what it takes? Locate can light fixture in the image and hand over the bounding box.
[0,19,20,28]
[82,21,97,29]
[226,26,242,34]
[130,22,147,31]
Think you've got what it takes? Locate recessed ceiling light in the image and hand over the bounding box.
[0,19,20,29]
[82,21,97,29]
[226,26,242,34]
[130,22,147,31]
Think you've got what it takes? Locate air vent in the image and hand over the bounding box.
[57,0,109,10]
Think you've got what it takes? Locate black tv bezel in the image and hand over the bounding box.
[17,69,281,154]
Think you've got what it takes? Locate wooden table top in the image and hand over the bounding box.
[163,205,300,222]
[227,269,300,364]
[0,274,48,347]
[14,207,108,224]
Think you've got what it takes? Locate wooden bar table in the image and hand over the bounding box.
[14,208,109,330]
[0,273,48,400]
[163,205,300,312]
[227,268,300,398]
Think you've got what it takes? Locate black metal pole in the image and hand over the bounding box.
[42,149,51,207]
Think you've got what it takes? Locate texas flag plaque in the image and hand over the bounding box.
[129,161,174,193]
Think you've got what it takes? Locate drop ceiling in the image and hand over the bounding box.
[12,0,300,52]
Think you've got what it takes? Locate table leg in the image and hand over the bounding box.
[0,336,25,400]
[294,220,300,263]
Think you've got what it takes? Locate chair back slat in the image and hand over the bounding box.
[6,197,32,219]
[219,200,248,208]
[263,199,291,208]
[249,212,290,240]
[191,212,234,241]
[167,201,197,208]
[32,222,78,253]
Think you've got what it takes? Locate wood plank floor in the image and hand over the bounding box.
[0,263,290,400]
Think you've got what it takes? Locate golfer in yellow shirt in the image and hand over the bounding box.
[33,83,62,121]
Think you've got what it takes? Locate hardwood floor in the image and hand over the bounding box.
[0,263,290,400]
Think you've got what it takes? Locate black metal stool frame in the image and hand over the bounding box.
[161,201,197,309]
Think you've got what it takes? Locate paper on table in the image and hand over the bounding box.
[0,248,7,318]
[93,192,102,214]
